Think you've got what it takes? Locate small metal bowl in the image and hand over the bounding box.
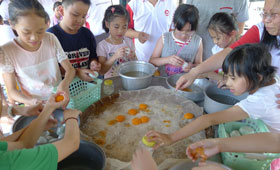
[166,73,204,102]
[204,84,248,114]
[119,61,156,90]
[12,109,80,144]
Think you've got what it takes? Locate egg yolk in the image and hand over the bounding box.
[128,109,138,115]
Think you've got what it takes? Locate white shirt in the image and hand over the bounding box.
[0,0,9,20]
[127,0,176,62]
[38,0,57,20]
[236,77,280,132]
[87,0,111,36]
[0,25,16,46]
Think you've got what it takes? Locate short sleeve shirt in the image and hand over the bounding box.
[126,0,176,62]
[47,24,98,69]
[0,141,58,170]
[97,37,135,78]
[0,33,67,100]
[236,77,280,132]
[186,0,249,60]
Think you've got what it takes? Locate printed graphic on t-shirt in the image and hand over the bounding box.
[66,48,90,68]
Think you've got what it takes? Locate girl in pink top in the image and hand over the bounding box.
[0,0,75,105]
[96,5,136,78]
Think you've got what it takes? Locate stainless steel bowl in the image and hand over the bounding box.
[12,109,80,144]
[119,61,156,90]
[166,73,204,102]
[204,84,248,113]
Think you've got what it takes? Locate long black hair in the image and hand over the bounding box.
[261,27,279,50]
[222,44,276,91]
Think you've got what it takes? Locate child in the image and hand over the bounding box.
[50,1,63,27]
[201,12,239,86]
[0,91,81,170]
[146,44,279,150]
[47,0,101,82]
[0,0,75,105]
[97,5,135,78]
[125,0,177,62]
[149,4,203,77]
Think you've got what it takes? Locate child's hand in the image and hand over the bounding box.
[131,148,157,170]
[168,55,185,67]
[90,60,101,72]
[138,32,149,44]
[64,109,81,120]
[14,103,43,116]
[77,68,97,82]
[182,62,195,73]
[113,47,127,60]
[187,139,220,162]
[46,92,69,109]
[192,161,230,170]
[126,48,136,60]
[145,130,173,149]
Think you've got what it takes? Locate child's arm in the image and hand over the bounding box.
[3,92,69,150]
[149,36,184,67]
[131,148,158,170]
[57,59,75,95]
[3,72,38,105]
[98,47,127,75]
[187,132,280,162]
[146,106,248,149]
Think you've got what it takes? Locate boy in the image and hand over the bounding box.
[47,0,101,82]
[50,1,63,27]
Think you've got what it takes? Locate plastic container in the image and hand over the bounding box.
[54,77,102,112]
[103,79,114,96]
[218,118,279,170]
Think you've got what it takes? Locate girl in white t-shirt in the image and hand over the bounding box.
[0,0,75,105]
[201,12,239,86]
[96,5,135,78]
[145,44,280,151]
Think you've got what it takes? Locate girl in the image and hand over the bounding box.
[0,0,75,105]
[176,0,280,90]
[96,5,135,78]
[146,44,279,151]
[149,4,203,77]
[201,12,239,86]
[0,90,81,170]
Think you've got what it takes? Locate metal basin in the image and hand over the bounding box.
[204,84,248,114]
[12,109,80,144]
[58,140,106,170]
[119,61,156,90]
[166,73,204,102]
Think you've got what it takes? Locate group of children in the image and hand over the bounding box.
[0,0,279,169]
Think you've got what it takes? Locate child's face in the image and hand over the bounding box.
[61,2,89,33]
[174,23,194,42]
[106,16,128,41]
[13,13,47,51]
[225,72,248,96]
[208,29,233,49]
[54,6,62,18]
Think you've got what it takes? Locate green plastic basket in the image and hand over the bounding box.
[218,118,279,170]
[55,77,102,112]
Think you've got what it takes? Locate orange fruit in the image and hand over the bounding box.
[141,116,150,123]
[132,118,142,125]
[128,109,138,115]
[108,120,117,125]
[184,113,194,119]
[116,115,126,122]
[55,95,64,102]
[139,104,148,110]
[191,147,207,161]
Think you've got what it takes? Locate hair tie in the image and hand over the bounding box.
[111,7,115,13]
